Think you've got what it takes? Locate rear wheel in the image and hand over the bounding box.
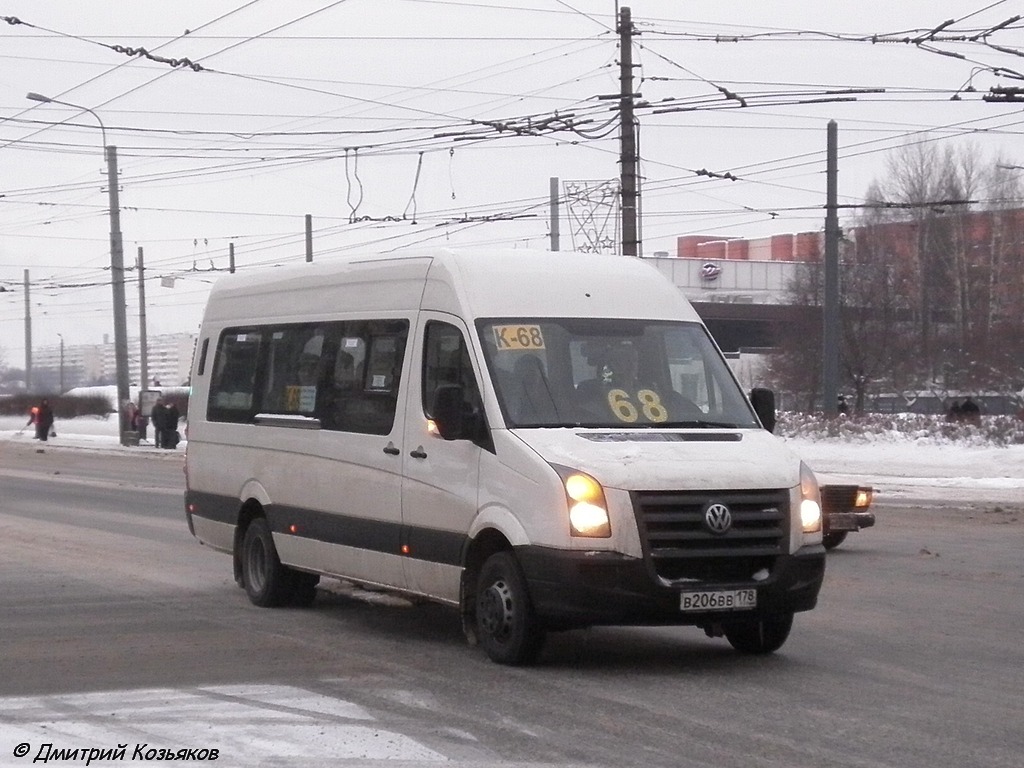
[475,552,546,666]
[724,612,794,654]
[288,571,320,607]
[241,517,292,607]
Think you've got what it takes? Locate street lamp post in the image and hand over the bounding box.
[27,92,132,445]
[57,333,64,394]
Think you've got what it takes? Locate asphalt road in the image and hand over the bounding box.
[0,442,1021,768]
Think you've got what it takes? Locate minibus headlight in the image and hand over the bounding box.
[553,465,611,538]
[800,461,822,533]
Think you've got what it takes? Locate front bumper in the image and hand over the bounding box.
[820,484,876,535]
[826,510,876,533]
[516,545,825,629]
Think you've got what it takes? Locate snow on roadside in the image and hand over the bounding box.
[777,412,1024,504]
[2,414,1021,503]
[785,436,1024,505]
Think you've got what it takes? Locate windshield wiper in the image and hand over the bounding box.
[662,420,741,429]
[511,419,747,429]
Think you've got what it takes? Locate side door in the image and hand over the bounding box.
[400,314,487,603]
[267,318,411,591]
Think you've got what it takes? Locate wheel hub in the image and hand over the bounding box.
[479,579,514,639]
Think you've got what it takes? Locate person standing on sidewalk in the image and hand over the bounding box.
[151,397,167,448]
[25,404,39,438]
[28,398,55,441]
[163,400,180,449]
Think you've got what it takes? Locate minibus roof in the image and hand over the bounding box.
[423,248,700,322]
[201,248,701,324]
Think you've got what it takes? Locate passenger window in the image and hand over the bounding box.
[422,321,483,420]
[208,329,264,422]
[333,336,366,392]
[321,320,409,435]
[207,320,409,432]
[261,326,330,415]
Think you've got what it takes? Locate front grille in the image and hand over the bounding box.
[633,489,789,582]
[820,484,859,514]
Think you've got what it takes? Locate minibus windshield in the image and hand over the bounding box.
[477,318,760,429]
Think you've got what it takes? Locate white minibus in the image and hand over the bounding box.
[184,248,825,665]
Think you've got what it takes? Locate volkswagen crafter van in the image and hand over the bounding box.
[184,248,825,665]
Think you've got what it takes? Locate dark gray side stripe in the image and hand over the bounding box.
[186,490,465,567]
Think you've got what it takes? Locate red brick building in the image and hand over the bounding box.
[677,232,823,262]
[673,208,1024,402]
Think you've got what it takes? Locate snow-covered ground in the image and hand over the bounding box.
[1,415,1021,506]
[785,436,1022,505]
[0,414,176,452]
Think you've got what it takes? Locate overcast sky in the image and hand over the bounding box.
[2,1,1024,363]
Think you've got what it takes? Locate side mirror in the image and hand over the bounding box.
[431,384,466,440]
[749,387,777,433]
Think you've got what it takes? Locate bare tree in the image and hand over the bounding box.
[765,256,823,411]
[875,139,953,377]
[772,141,1024,412]
[854,140,1024,392]
[983,162,1024,392]
[842,186,921,410]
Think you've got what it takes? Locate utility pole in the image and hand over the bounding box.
[137,247,149,390]
[305,214,313,263]
[58,333,64,394]
[549,177,560,251]
[23,269,31,391]
[107,145,132,444]
[618,6,639,257]
[229,242,235,273]
[25,93,130,438]
[823,120,841,416]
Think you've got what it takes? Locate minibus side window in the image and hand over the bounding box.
[260,325,331,415]
[208,329,264,423]
[319,319,409,435]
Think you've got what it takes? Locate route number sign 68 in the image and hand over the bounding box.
[493,325,546,350]
[607,388,668,423]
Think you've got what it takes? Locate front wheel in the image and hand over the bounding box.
[723,612,794,654]
[475,552,546,666]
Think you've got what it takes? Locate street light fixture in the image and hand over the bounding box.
[27,91,132,446]
[26,92,107,146]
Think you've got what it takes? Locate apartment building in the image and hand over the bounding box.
[29,332,197,393]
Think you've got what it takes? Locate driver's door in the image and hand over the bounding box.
[400,314,485,602]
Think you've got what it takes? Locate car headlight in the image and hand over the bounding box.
[799,461,822,533]
[854,487,873,508]
[552,465,611,538]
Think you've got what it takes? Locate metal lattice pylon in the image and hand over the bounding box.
[563,179,620,254]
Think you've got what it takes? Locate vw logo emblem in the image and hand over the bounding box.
[704,502,732,534]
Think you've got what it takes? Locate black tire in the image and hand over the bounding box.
[475,552,546,666]
[287,571,320,607]
[724,612,794,654]
[240,517,292,607]
[823,531,848,550]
